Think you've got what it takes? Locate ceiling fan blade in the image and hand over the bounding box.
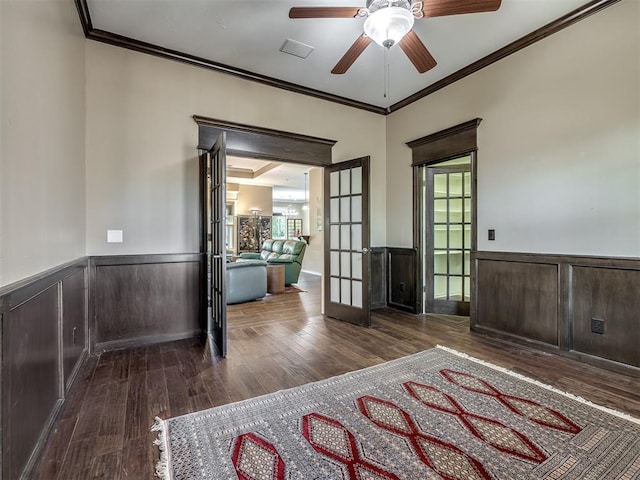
[289,7,363,19]
[422,0,502,18]
[331,35,373,74]
[399,30,437,73]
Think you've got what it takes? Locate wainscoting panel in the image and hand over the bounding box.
[369,247,387,309]
[3,285,60,480]
[473,252,640,374]
[572,266,640,367]
[91,254,203,351]
[475,259,558,345]
[387,248,417,313]
[62,268,87,390]
[0,258,88,480]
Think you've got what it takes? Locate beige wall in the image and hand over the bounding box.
[386,0,639,257]
[0,0,86,287]
[237,184,273,216]
[302,167,324,275]
[85,42,387,256]
[3,0,636,287]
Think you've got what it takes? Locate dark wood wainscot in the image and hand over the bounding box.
[0,259,88,479]
[473,251,640,375]
[387,248,418,313]
[369,247,388,309]
[90,253,203,352]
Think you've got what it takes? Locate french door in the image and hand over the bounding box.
[420,158,473,315]
[324,157,371,326]
[202,133,227,356]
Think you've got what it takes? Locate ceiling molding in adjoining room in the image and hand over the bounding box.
[227,162,281,180]
[254,162,281,178]
[75,0,621,116]
[226,168,254,179]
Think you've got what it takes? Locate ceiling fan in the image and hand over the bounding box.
[289,0,502,74]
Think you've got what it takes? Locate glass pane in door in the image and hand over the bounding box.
[328,164,364,308]
[428,163,472,305]
[434,173,447,198]
[324,157,370,326]
[434,276,447,299]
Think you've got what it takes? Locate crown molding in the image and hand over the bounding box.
[75,0,621,116]
[389,0,622,112]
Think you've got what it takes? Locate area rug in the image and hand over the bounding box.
[272,285,307,295]
[152,347,640,480]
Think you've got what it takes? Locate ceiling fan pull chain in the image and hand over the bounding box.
[384,46,391,109]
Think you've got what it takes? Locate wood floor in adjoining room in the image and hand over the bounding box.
[34,272,639,479]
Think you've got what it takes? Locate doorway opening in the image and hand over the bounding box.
[408,118,481,317]
[197,117,372,357]
[224,157,325,330]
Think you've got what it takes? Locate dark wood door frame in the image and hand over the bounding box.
[196,115,336,251]
[195,116,336,166]
[195,116,337,347]
[408,119,481,315]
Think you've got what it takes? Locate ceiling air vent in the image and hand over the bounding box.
[279,38,314,59]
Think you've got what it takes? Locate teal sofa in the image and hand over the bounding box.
[239,239,306,285]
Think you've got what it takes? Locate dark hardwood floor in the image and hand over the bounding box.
[34,272,639,479]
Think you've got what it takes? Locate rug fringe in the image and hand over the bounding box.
[435,345,640,425]
[152,416,172,480]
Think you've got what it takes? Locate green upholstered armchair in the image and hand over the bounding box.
[226,260,267,304]
[239,239,307,285]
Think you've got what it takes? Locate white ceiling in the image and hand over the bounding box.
[86,0,594,109]
[227,156,312,203]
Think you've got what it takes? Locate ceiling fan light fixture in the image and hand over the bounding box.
[364,6,414,48]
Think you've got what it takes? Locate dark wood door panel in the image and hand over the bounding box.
[572,266,640,367]
[476,259,558,345]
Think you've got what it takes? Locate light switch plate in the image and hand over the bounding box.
[107,229,123,243]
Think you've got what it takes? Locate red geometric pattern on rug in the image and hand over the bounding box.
[231,432,286,480]
[160,349,640,479]
[302,412,400,480]
[440,369,582,434]
[403,381,547,463]
[357,395,493,480]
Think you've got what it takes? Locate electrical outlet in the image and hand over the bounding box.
[399,282,405,292]
[591,318,605,334]
[488,229,495,241]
